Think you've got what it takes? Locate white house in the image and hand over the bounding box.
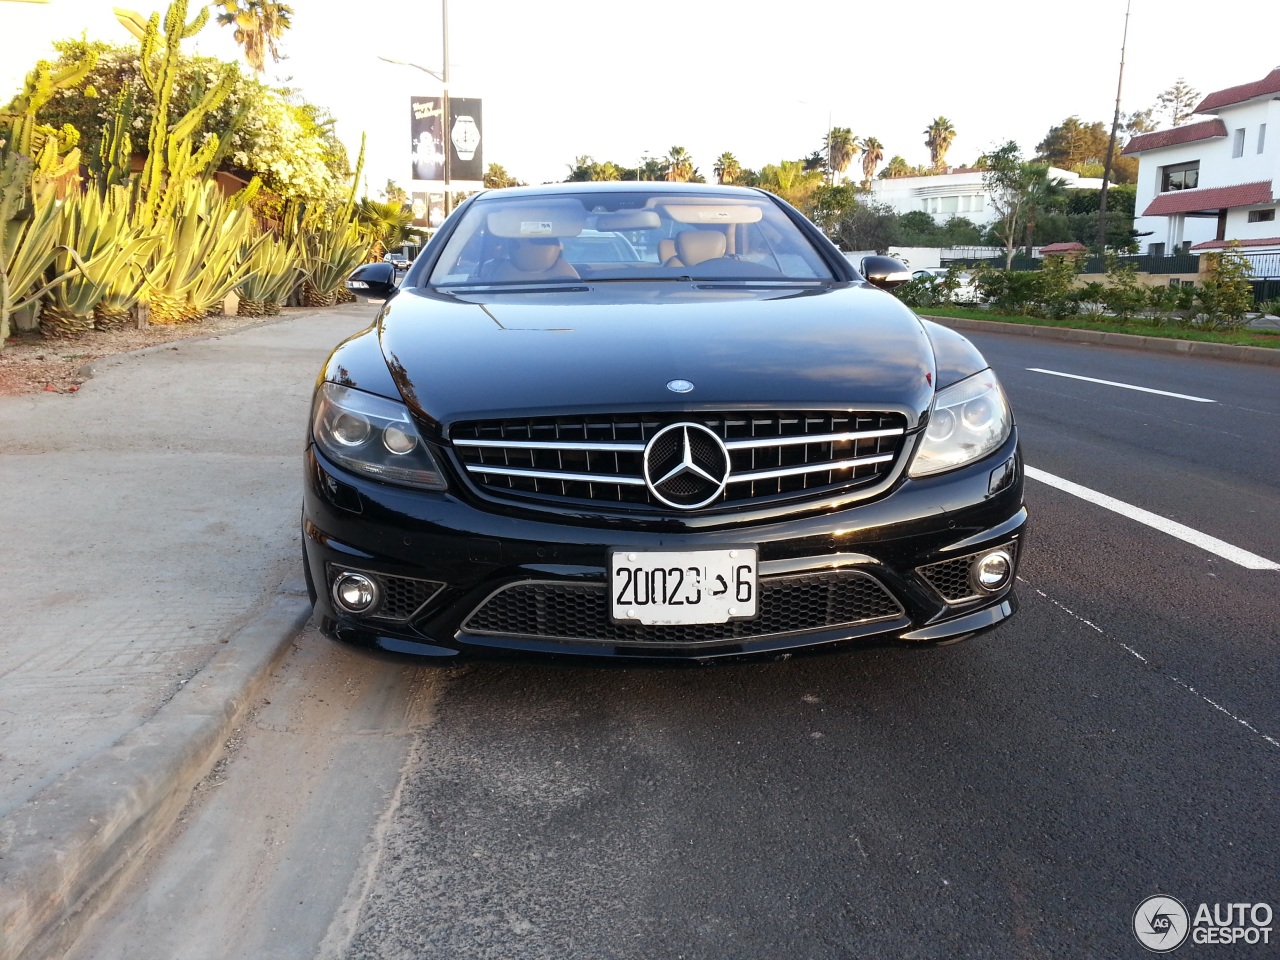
[867,167,1103,227]
[1123,67,1280,258]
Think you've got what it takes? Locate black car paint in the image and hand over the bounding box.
[312,184,1026,661]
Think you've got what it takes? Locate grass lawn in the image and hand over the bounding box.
[919,305,1280,350]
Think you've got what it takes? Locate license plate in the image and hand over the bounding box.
[609,548,757,626]
[346,280,369,289]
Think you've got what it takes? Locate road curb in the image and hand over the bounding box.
[0,583,314,960]
[920,314,1280,366]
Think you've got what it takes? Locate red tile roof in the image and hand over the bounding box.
[1121,119,1227,154]
[1040,242,1088,254]
[1195,67,1280,113]
[1189,236,1280,251]
[1141,181,1274,216]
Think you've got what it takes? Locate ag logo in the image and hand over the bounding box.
[1134,895,1190,952]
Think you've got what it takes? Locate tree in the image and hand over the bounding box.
[215,0,293,74]
[827,200,901,253]
[381,179,407,205]
[713,152,741,185]
[859,136,883,189]
[1123,108,1156,136]
[1020,165,1070,256]
[483,163,522,188]
[1035,116,1110,170]
[880,155,912,179]
[824,127,858,184]
[663,145,693,182]
[897,210,939,245]
[924,116,956,170]
[1156,78,1200,127]
[755,160,824,210]
[356,197,413,260]
[565,155,621,181]
[982,141,1038,269]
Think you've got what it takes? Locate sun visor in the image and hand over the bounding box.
[656,202,764,225]
[487,201,588,238]
[594,210,661,231]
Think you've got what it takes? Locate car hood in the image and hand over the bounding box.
[372,284,939,434]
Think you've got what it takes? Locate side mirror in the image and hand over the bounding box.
[346,261,399,299]
[860,255,912,290]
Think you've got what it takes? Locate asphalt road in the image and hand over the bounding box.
[69,332,1279,960]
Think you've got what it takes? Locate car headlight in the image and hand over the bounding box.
[909,370,1012,478]
[311,382,447,490]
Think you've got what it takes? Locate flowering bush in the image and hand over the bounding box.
[31,39,349,202]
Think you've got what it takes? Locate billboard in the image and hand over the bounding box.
[409,192,446,229]
[409,96,482,186]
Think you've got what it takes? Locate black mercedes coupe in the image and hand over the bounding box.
[304,182,1026,661]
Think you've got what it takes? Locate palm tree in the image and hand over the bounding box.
[216,0,294,73]
[1021,165,1069,256]
[881,155,912,179]
[824,127,858,184]
[859,137,884,189]
[924,116,956,171]
[713,152,741,185]
[356,198,414,262]
[663,146,694,183]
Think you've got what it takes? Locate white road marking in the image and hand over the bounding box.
[1021,577,1279,750]
[1026,466,1280,570]
[1026,368,1216,403]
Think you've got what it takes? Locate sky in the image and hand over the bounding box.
[3,0,1278,196]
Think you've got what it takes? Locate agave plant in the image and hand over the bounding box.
[143,180,260,324]
[42,186,157,337]
[1,156,84,349]
[297,209,370,308]
[234,231,300,317]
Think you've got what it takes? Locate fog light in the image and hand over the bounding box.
[332,572,380,614]
[972,550,1012,593]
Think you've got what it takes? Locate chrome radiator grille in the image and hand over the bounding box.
[450,411,908,511]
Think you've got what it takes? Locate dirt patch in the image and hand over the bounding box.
[0,310,304,396]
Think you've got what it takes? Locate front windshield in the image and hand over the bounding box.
[428,189,836,286]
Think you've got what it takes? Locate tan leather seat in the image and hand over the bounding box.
[657,238,676,264]
[486,238,580,281]
[663,230,727,268]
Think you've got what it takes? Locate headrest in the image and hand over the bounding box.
[486,200,587,238]
[674,230,727,266]
[658,238,676,262]
[510,238,563,272]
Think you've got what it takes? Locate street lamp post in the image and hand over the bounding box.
[379,0,453,213]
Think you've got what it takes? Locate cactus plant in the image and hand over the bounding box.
[130,0,236,228]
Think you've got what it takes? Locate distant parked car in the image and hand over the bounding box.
[912,268,982,304]
[383,252,411,271]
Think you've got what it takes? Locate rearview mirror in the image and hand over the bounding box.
[860,256,912,290]
[345,261,398,300]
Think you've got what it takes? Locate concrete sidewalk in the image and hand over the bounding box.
[0,304,376,960]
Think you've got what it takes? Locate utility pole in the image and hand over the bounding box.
[1097,0,1132,255]
[380,0,453,215]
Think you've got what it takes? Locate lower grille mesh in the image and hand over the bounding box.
[461,571,904,645]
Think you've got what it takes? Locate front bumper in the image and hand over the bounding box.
[302,432,1027,662]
